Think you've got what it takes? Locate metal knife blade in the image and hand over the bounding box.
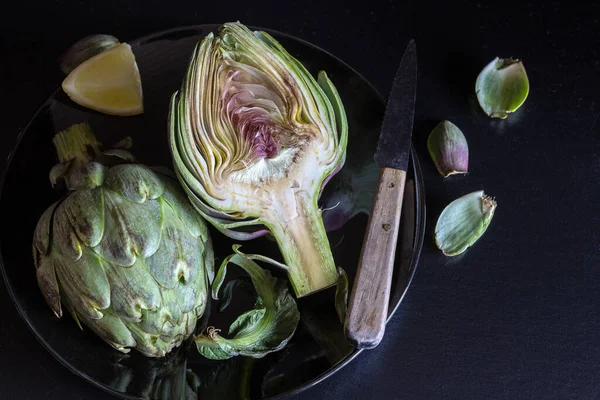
[374,39,417,171]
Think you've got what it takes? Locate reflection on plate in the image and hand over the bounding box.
[0,24,425,399]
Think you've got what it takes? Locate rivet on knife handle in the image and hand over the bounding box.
[344,167,407,348]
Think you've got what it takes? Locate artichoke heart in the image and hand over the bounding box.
[169,22,348,297]
[33,123,214,357]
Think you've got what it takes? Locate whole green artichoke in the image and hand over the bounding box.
[33,123,214,357]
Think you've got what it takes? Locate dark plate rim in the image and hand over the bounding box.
[0,23,426,400]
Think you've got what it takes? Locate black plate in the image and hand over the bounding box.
[0,25,425,399]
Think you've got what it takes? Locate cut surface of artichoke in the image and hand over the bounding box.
[169,22,348,297]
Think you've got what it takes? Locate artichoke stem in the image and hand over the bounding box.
[267,189,339,298]
[53,122,101,164]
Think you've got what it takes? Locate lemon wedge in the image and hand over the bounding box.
[62,43,144,116]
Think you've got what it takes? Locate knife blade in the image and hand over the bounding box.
[344,39,417,349]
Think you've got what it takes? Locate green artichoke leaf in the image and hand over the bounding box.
[160,173,211,239]
[49,162,70,188]
[195,245,300,360]
[101,148,136,162]
[317,71,349,145]
[103,164,165,203]
[63,187,105,248]
[434,190,497,256]
[34,253,62,317]
[33,200,60,255]
[67,303,137,352]
[65,161,106,191]
[103,256,162,322]
[53,248,110,319]
[52,202,84,261]
[97,190,162,266]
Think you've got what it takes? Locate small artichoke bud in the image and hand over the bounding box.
[427,120,469,177]
[434,190,497,256]
[475,57,529,119]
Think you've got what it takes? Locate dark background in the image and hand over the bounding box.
[1,1,599,399]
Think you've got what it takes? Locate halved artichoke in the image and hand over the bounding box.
[169,22,348,297]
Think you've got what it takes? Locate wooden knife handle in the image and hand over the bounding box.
[344,167,407,349]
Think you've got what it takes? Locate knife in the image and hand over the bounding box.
[344,39,417,349]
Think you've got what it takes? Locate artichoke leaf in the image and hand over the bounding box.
[63,187,105,248]
[101,148,136,163]
[52,202,83,260]
[34,254,62,317]
[97,190,162,266]
[103,256,162,322]
[160,174,211,239]
[53,248,111,317]
[104,164,165,203]
[158,282,186,329]
[49,162,70,187]
[67,303,137,353]
[195,245,300,360]
[112,136,133,150]
[65,161,106,191]
[33,201,61,255]
[145,201,201,289]
[434,190,497,256]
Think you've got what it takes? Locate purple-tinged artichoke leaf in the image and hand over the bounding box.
[427,120,469,177]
